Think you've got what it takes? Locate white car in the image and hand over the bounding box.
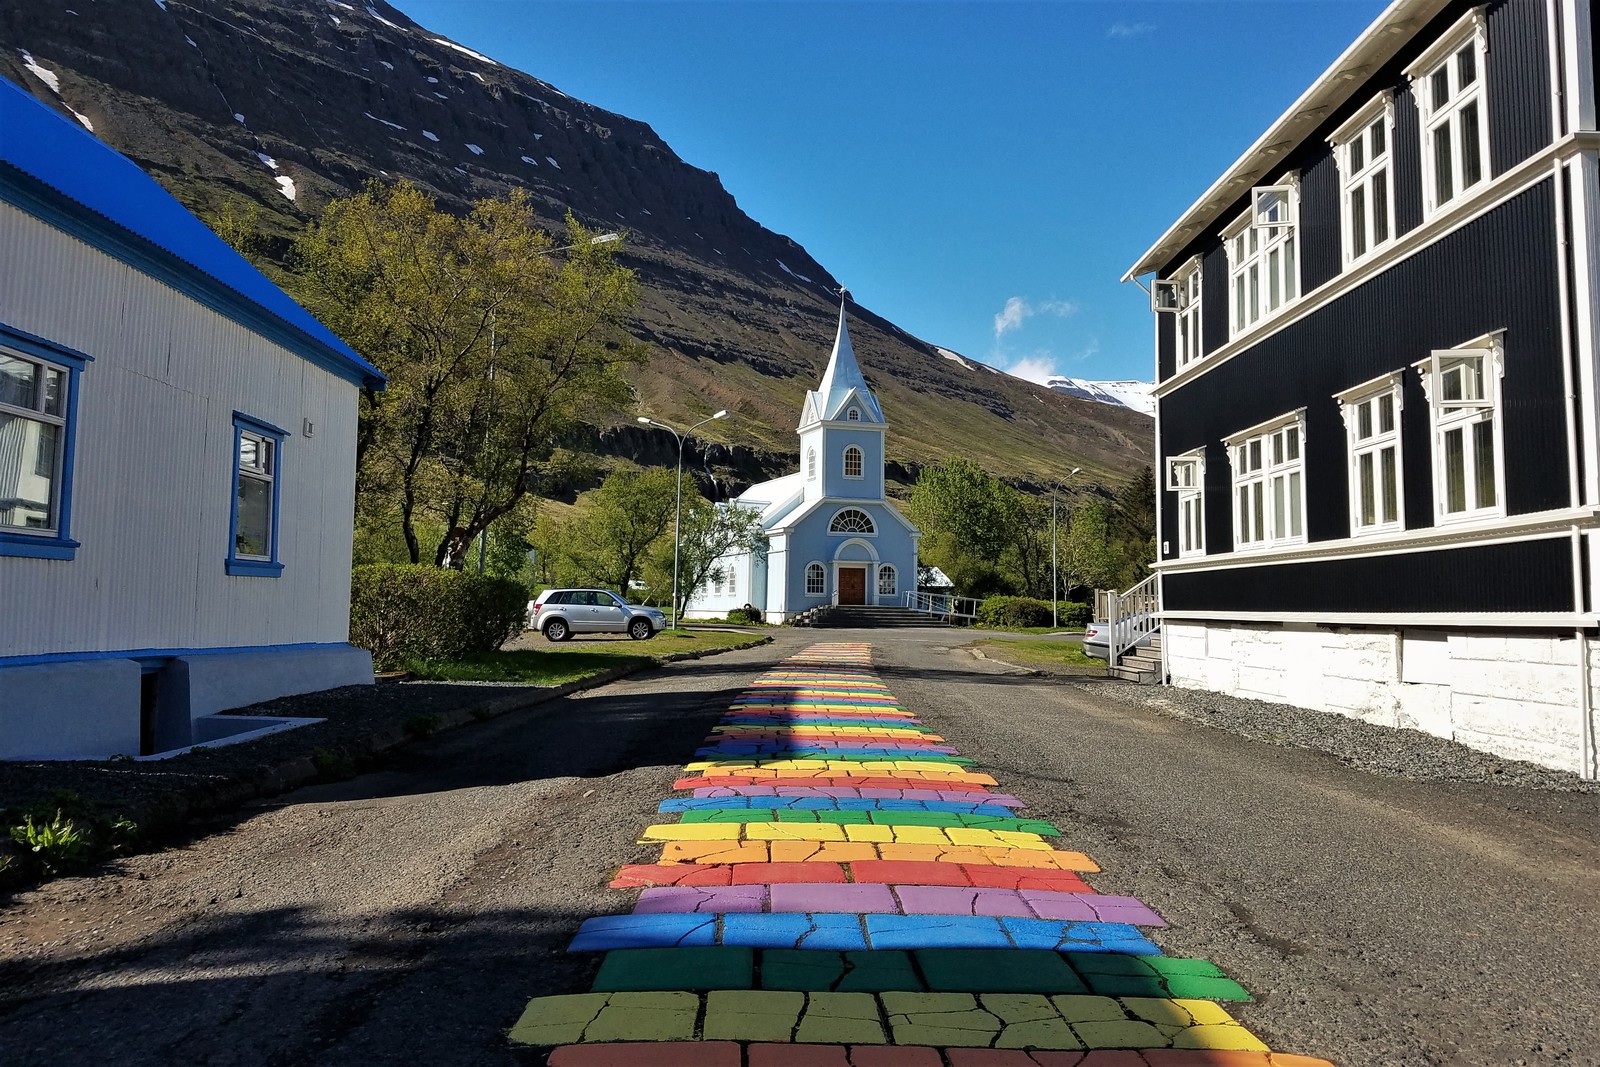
[1082,612,1156,660]
[527,588,667,642]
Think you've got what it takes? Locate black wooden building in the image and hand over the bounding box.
[1126,0,1599,777]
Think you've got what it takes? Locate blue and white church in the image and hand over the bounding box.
[686,295,920,623]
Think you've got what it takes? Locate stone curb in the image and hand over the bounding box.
[94,636,778,852]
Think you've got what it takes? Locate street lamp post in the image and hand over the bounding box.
[637,409,728,628]
[1052,467,1082,629]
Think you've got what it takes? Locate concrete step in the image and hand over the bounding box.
[1109,664,1163,685]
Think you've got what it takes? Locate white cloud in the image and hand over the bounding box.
[1005,354,1059,385]
[1107,21,1156,39]
[992,296,1079,340]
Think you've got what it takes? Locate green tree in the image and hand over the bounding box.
[1061,497,1126,594]
[907,458,1021,596]
[560,468,679,593]
[294,180,645,567]
[647,496,766,620]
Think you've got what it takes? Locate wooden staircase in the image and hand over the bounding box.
[1109,631,1164,684]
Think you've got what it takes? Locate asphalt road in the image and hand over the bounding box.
[1,627,1596,1067]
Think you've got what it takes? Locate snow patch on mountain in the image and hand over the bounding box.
[1044,377,1155,416]
[934,347,972,370]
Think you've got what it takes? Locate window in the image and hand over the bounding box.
[807,448,817,480]
[1331,95,1395,264]
[1173,258,1204,368]
[713,571,724,595]
[1338,373,1405,535]
[0,328,88,560]
[805,562,826,596]
[1409,9,1489,216]
[1224,180,1299,337]
[877,564,897,597]
[1417,334,1504,522]
[1166,450,1205,558]
[1226,412,1306,550]
[227,412,286,576]
[847,407,861,422]
[828,508,875,534]
[727,566,736,597]
[843,445,863,479]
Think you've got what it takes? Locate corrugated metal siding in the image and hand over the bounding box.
[1200,242,1229,354]
[1165,536,1574,614]
[1159,180,1566,559]
[1488,0,1554,175]
[0,203,361,657]
[1157,314,1175,383]
[1393,81,1427,238]
[1299,150,1343,292]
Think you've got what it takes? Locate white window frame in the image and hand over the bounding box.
[877,564,897,597]
[843,445,863,479]
[1166,449,1206,558]
[828,507,876,535]
[1414,331,1506,524]
[847,407,861,422]
[1337,372,1406,536]
[1329,93,1397,266]
[1407,8,1490,219]
[805,561,826,596]
[1165,256,1205,369]
[1225,410,1308,551]
[807,448,817,480]
[1224,176,1300,339]
[0,348,69,536]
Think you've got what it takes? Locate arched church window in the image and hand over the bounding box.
[848,408,861,421]
[805,562,826,596]
[807,448,816,480]
[829,508,875,535]
[843,446,863,478]
[877,565,897,597]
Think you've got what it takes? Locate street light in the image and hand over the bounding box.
[1052,467,1082,629]
[637,409,728,628]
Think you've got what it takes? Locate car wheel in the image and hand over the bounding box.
[628,618,653,641]
[544,618,571,642]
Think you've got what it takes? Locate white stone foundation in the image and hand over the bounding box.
[1164,621,1598,776]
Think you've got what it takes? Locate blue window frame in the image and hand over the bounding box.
[226,412,286,577]
[0,322,90,561]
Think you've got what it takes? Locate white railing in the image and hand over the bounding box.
[903,590,980,622]
[1107,572,1161,667]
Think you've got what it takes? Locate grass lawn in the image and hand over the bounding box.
[402,629,770,684]
[973,637,1107,676]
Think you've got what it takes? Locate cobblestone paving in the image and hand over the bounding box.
[508,643,1337,1066]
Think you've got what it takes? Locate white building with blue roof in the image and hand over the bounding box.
[0,76,385,759]
[686,297,920,623]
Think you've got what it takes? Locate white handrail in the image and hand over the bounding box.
[903,590,980,621]
[1107,572,1161,667]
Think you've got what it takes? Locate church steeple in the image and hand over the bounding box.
[801,290,884,428]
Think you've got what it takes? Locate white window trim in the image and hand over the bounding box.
[1328,92,1398,267]
[1223,174,1301,341]
[1168,256,1205,369]
[1225,409,1308,552]
[843,445,864,479]
[827,507,877,536]
[1337,371,1406,537]
[807,448,817,480]
[1413,330,1507,526]
[1407,7,1491,221]
[1167,447,1206,559]
[804,560,826,597]
[877,563,897,597]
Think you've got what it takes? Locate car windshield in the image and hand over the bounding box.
[602,592,627,607]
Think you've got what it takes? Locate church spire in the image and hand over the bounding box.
[808,289,884,425]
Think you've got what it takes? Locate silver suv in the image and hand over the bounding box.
[528,588,667,642]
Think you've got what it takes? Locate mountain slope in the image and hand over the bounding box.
[1043,378,1156,417]
[0,0,1151,491]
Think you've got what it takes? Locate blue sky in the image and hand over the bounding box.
[400,0,1386,384]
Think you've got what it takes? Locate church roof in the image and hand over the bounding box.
[803,298,883,426]
[736,470,805,526]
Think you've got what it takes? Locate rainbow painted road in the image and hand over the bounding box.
[509,643,1336,1067]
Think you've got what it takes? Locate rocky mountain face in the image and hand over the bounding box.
[0,0,1152,494]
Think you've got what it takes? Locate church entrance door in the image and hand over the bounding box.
[838,567,867,605]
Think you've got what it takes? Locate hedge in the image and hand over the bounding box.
[975,596,1091,630]
[350,564,528,670]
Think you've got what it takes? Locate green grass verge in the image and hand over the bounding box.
[402,630,770,684]
[973,637,1107,675]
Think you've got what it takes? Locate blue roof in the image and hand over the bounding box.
[0,76,384,389]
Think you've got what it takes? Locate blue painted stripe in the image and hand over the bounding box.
[567,912,1159,955]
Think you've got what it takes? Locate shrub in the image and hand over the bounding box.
[350,564,528,670]
[976,596,1091,630]
[728,605,763,625]
[10,810,92,876]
